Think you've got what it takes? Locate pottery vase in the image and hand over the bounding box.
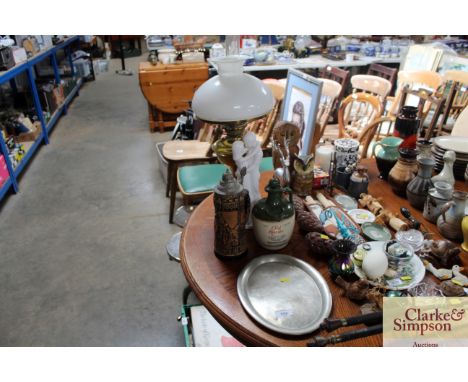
[388,148,418,197]
[348,166,369,199]
[373,136,403,180]
[328,239,357,281]
[393,106,420,149]
[416,140,433,160]
[406,157,435,210]
[432,150,456,187]
[437,191,467,242]
[252,178,295,250]
[423,181,453,224]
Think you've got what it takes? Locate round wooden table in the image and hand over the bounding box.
[180,159,468,346]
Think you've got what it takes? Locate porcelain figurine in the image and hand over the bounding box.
[432,150,456,187]
[406,157,435,210]
[420,239,461,269]
[252,178,295,250]
[232,132,263,221]
[437,191,467,242]
[423,261,454,280]
[423,181,453,223]
[462,216,468,252]
[451,265,468,287]
[291,154,314,196]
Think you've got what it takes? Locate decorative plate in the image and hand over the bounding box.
[361,222,392,241]
[352,241,426,290]
[348,209,376,224]
[334,194,358,211]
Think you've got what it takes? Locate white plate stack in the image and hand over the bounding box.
[432,136,468,180]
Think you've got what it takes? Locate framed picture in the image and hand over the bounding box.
[281,68,323,155]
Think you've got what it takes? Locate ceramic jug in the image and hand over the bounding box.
[393,106,420,149]
[437,191,467,242]
[252,178,295,250]
[416,140,433,160]
[423,181,453,223]
[373,136,403,180]
[406,157,435,210]
[432,150,456,187]
[388,148,419,197]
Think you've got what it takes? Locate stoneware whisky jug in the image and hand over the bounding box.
[437,191,467,242]
[252,178,295,250]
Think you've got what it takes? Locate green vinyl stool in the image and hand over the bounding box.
[169,157,273,223]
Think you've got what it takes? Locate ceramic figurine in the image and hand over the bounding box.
[373,137,403,180]
[213,171,250,258]
[432,150,455,187]
[406,157,435,210]
[335,276,370,301]
[348,165,369,199]
[423,181,453,223]
[423,261,454,280]
[451,265,468,287]
[420,239,461,269]
[252,178,295,250]
[462,216,468,252]
[232,132,263,219]
[388,148,419,196]
[291,154,314,196]
[440,280,466,297]
[437,191,467,242]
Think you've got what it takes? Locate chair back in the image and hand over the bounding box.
[367,63,397,88]
[338,92,383,139]
[351,74,392,101]
[398,86,446,140]
[438,70,468,133]
[246,80,285,148]
[389,70,443,115]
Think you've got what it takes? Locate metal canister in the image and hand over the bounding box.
[213,171,250,258]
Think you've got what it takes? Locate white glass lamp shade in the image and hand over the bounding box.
[192,56,275,123]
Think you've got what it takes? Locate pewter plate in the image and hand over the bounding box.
[237,254,332,336]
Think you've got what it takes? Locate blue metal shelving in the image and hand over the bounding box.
[0,36,82,203]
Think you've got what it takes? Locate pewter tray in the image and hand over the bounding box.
[237,254,332,336]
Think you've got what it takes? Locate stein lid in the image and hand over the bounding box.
[214,170,243,195]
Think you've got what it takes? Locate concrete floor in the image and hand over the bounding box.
[0,56,191,346]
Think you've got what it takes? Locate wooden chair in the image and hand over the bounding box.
[350,74,392,103]
[319,66,351,121]
[359,116,396,159]
[398,87,446,141]
[338,92,383,140]
[388,70,443,116]
[312,78,342,149]
[437,70,468,135]
[246,79,285,149]
[367,63,397,90]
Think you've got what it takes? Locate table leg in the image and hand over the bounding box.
[169,163,179,224]
[166,161,173,198]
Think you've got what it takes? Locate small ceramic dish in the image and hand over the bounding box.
[348,209,376,224]
[334,194,358,211]
[361,222,392,241]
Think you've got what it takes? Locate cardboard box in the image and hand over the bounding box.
[12,47,27,64]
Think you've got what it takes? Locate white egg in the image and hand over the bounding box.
[362,249,388,280]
